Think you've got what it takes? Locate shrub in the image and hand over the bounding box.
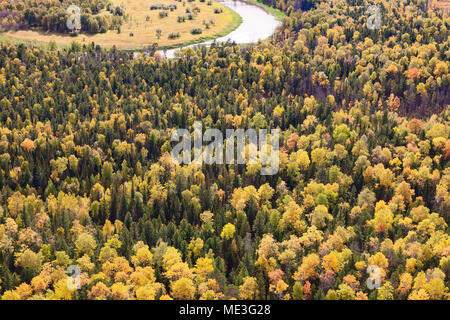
[87,17,100,34]
[150,4,177,10]
[191,28,202,35]
[168,32,180,39]
[115,6,125,16]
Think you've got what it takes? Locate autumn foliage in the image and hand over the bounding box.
[0,0,449,300]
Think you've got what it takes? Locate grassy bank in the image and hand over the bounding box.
[148,5,242,51]
[0,33,70,50]
[243,0,286,21]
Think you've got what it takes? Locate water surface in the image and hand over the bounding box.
[161,0,281,58]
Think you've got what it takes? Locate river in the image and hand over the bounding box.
[160,0,281,59]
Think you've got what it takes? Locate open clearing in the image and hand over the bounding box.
[2,0,241,50]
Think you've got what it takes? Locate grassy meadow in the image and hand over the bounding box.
[2,0,242,50]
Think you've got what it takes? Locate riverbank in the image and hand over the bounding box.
[152,5,243,51]
[239,0,286,21]
[160,0,282,58]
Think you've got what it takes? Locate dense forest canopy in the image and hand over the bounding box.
[0,0,448,300]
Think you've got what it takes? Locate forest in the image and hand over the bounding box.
[0,0,448,300]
